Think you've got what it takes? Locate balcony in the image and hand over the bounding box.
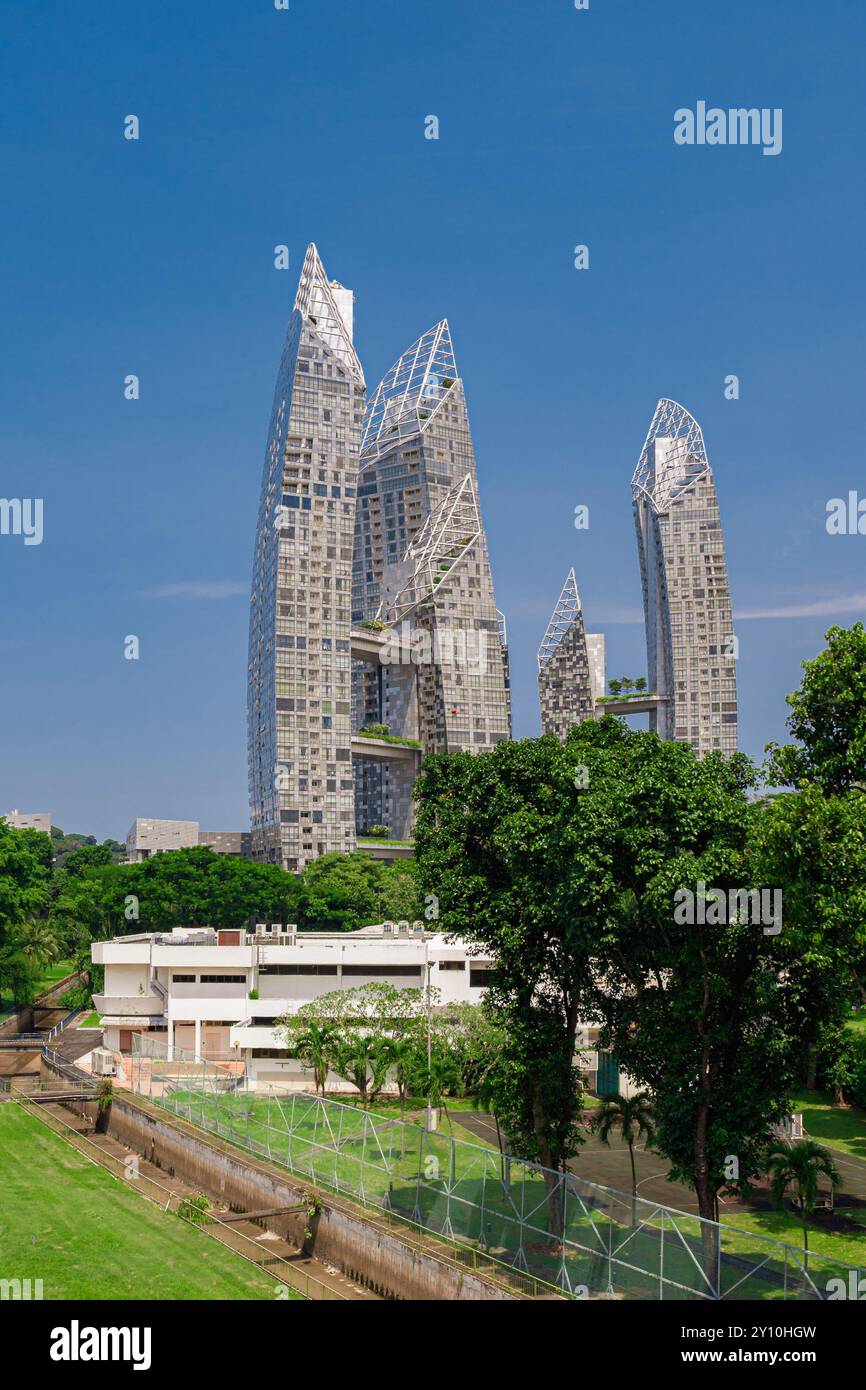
[92,993,165,1020]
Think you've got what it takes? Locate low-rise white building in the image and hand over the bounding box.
[91,923,506,1091]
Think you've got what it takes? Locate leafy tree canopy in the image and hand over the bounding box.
[766,622,866,794]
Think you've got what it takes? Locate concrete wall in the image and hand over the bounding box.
[43,1065,515,1302]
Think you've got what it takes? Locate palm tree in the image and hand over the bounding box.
[292,1021,337,1096]
[413,1047,461,1132]
[592,1091,655,1223]
[765,1139,841,1271]
[388,1035,420,1116]
[10,921,60,971]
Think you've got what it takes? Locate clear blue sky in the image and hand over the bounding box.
[2,0,865,841]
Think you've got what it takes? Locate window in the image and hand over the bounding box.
[437,960,465,971]
[172,974,195,983]
[199,974,247,984]
[342,966,422,979]
[259,964,338,976]
[469,967,495,989]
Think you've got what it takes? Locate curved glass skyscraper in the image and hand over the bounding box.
[248,245,366,868]
[631,399,738,757]
[352,319,511,833]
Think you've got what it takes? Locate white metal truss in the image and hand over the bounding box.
[361,318,457,461]
[537,568,582,672]
[294,242,364,385]
[631,397,709,514]
[376,473,481,624]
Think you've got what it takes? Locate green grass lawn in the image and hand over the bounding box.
[845,1011,866,1037]
[791,1088,866,1160]
[32,960,76,996]
[80,1011,101,1028]
[720,1206,866,1270]
[0,960,77,1015]
[0,1104,291,1300]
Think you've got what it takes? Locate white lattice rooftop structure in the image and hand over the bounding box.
[537,569,601,739]
[631,398,738,756]
[537,567,581,673]
[377,474,482,625]
[631,397,710,513]
[361,319,457,462]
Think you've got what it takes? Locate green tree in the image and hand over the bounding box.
[619,676,634,695]
[376,859,422,921]
[7,919,60,971]
[592,1091,655,1222]
[765,1139,841,1269]
[62,842,115,876]
[414,717,810,1256]
[291,1020,339,1095]
[607,678,622,697]
[0,819,52,1006]
[766,622,866,794]
[634,676,647,693]
[747,786,866,1080]
[298,853,380,931]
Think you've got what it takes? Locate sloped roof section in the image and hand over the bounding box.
[294,243,364,385]
[377,473,481,624]
[537,568,582,672]
[361,319,457,461]
[631,398,710,514]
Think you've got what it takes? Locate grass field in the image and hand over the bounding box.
[0,1104,291,1300]
[792,1089,866,1160]
[149,1081,861,1299]
[32,960,76,996]
[0,960,77,1015]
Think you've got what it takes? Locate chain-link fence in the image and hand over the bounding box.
[130,1034,864,1301]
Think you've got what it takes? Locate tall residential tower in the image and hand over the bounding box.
[352,320,511,833]
[537,569,605,739]
[248,245,365,869]
[631,399,738,756]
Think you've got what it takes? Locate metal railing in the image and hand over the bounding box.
[11,1088,347,1302]
[46,1006,85,1042]
[129,1033,866,1302]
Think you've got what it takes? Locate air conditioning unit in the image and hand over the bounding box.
[92,1048,117,1077]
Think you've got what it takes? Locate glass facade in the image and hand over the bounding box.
[352,321,511,833]
[631,399,738,757]
[537,569,598,739]
[248,245,366,869]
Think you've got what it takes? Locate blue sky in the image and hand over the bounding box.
[2,0,865,841]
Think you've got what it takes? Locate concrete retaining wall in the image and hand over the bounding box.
[41,1061,514,1302]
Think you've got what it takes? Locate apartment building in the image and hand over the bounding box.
[247,243,365,870]
[537,569,605,738]
[632,398,738,756]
